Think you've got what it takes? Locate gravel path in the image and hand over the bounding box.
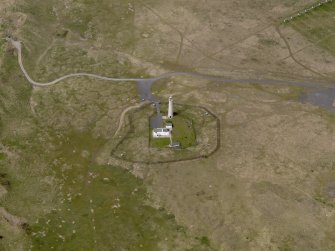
[9,38,334,90]
[8,39,140,87]
[7,38,335,112]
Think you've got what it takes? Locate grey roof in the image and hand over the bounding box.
[150,113,163,128]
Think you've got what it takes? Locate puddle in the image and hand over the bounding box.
[300,88,335,113]
[135,72,335,115]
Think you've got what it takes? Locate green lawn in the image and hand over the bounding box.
[150,114,196,149]
[171,115,196,149]
[151,137,171,148]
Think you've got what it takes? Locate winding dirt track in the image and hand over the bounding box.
[9,39,140,86]
[275,26,326,78]
[8,38,334,91]
[113,101,150,138]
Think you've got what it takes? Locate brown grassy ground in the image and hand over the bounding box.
[0,0,335,250]
[144,82,335,250]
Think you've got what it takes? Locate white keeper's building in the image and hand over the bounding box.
[152,128,171,138]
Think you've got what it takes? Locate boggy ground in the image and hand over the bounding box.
[0,0,335,250]
[145,80,335,250]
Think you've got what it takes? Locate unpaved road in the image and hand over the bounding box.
[113,101,150,138]
[8,38,335,112]
[9,39,140,86]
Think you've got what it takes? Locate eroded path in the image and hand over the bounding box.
[113,101,150,138]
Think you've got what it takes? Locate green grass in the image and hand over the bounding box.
[171,115,196,149]
[30,164,185,250]
[251,84,304,101]
[0,1,217,249]
[112,104,217,163]
[150,114,197,149]
[199,236,211,246]
[29,130,214,250]
[0,152,5,161]
[0,37,5,58]
[187,236,217,251]
[0,126,214,250]
[151,137,171,148]
[285,1,335,55]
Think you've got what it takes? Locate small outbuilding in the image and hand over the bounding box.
[165,123,173,130]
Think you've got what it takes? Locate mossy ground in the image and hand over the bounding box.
[1,0,335,250]
[0,1,216,250]
[285,1,335,55]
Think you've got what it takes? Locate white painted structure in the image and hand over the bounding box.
[168,96,173,119]
[152,128,171,138]
[166,123,173,130]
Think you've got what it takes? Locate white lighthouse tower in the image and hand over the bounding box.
[168,96,173,119]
